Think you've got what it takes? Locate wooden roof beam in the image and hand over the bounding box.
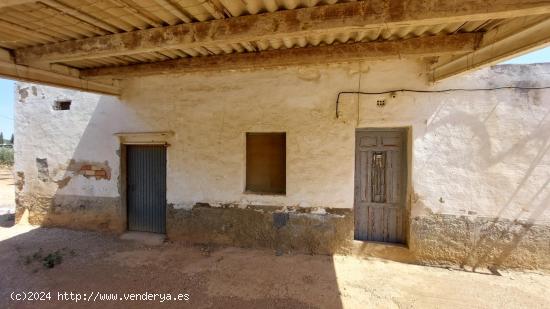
[80,33,479,79]
[0,48,120,95]
[0,0,36,9]
[13,0,550,65]
[432,16,550,81]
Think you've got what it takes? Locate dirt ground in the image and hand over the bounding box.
[0,225,549,309]
[1,169,550,309]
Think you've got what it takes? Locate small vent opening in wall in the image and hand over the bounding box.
[53,100,71,110]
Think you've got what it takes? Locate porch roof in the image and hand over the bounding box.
[1,0,549,95]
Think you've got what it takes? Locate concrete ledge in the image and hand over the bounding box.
[120,231,165,246]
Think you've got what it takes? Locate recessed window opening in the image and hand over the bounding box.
[246,132,286,194]
[53,100,71,110]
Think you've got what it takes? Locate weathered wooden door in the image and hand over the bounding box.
[127,145,166,234]
[354,129,406,243]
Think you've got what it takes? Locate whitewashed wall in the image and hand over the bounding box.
[15,60,550,224]
[15,85,122,197]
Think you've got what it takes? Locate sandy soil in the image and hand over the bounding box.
[0,224,549,309]
[0,166,15,227]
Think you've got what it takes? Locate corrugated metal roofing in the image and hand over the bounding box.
[0,0,544,69]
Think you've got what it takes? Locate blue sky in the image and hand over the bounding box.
[503,46,550,64]
[0,78,14,140]
[0,46,549,138]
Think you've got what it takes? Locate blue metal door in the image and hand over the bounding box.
[127,145,166,234]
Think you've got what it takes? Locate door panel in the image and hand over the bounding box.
[354,129,406,243]
[127,145,166,234]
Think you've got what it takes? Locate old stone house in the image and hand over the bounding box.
[2,0,550,269]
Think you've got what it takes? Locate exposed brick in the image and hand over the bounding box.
[68,160,112,180]
[84,170,96,176]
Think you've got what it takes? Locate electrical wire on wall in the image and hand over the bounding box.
[335,86,550,119]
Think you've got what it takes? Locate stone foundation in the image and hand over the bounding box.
[14,197,550,269]
[15,194,124,233]
[410,214,550,269]
[167,204,354,255]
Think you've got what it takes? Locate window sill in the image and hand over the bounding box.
[243,190,286,196]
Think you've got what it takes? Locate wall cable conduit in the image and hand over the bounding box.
[335,86,550,119]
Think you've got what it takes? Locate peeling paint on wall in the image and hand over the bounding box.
[35,158,49,182]
[73,162,111,180]
[15,172,24,191]
[55,176,72,189]
[18,86,28,103]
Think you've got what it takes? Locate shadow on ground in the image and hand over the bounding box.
[0,226,343,309]
[1,226,549,309]
[0,213,14,227]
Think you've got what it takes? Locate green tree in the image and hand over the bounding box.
[10,134,14,144]
[0,132,3,144]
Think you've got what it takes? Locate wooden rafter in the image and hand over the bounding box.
[0,48,120,95]
[0,0,36,9]
[432,15,550,81]
[81,33,479,78]
[13,0,550,65]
